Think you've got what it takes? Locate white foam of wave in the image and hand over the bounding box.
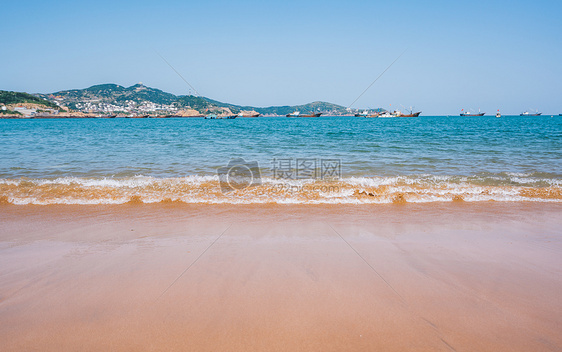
[3,173,561,188]
[26,175,219,188]
[5,194,561,205]
[1,174,561,205]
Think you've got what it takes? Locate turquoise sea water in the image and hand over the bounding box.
[1,116,561,204]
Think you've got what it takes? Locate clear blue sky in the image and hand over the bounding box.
[1,0,561,114]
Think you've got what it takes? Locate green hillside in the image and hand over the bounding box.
[176,95,217,111]
[199,98,349,115]
[32,83,354,116]
[0,90,60,109]
[41,83,177,106]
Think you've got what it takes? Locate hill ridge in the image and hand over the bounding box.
[33,83,352,116]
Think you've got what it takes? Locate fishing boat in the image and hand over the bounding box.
[460,109,485,116]
[496,110,501,118]
[394,106,421,117]
[520,110,542,116]
[378,111,397,118]
[365,110,396,118]
[395,109,421,117]
[301,112,322,117]
[398,111,421,117]
[354,110,369,117]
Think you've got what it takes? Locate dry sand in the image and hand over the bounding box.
[0,203,561,351]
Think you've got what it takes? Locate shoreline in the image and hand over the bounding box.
[2,114,561,119]
[1,175,561,204]
[1,202,561,351]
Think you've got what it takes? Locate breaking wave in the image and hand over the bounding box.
[1,173,561,205]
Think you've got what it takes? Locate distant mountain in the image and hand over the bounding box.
[34,83,352,115]
[38,83,177,111]
[198,97,347,116]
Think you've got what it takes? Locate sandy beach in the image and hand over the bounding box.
[0,203,560,351]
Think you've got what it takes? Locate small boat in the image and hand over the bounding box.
[205,114,236,119]
[237,112,260,117]
[460,109,485,116]
[520,110,542,116]
[286,111,322,117]
[496,110,501,118]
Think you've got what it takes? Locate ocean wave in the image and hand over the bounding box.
[0,174,561,205]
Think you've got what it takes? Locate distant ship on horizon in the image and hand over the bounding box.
[237,112,260,117]
[354,110,370,117]
[520,110,542,116]
[395,108,421,117]
[460,109,485,116]
[286,111,322,117]
[362,106,421,118]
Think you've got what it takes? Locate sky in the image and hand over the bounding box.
[1,0,561,115]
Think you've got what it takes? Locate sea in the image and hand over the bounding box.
[1,115,561,204]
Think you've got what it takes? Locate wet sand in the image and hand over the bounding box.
[1,203,561,351]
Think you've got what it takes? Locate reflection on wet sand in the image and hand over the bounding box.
[1,203,561,351]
